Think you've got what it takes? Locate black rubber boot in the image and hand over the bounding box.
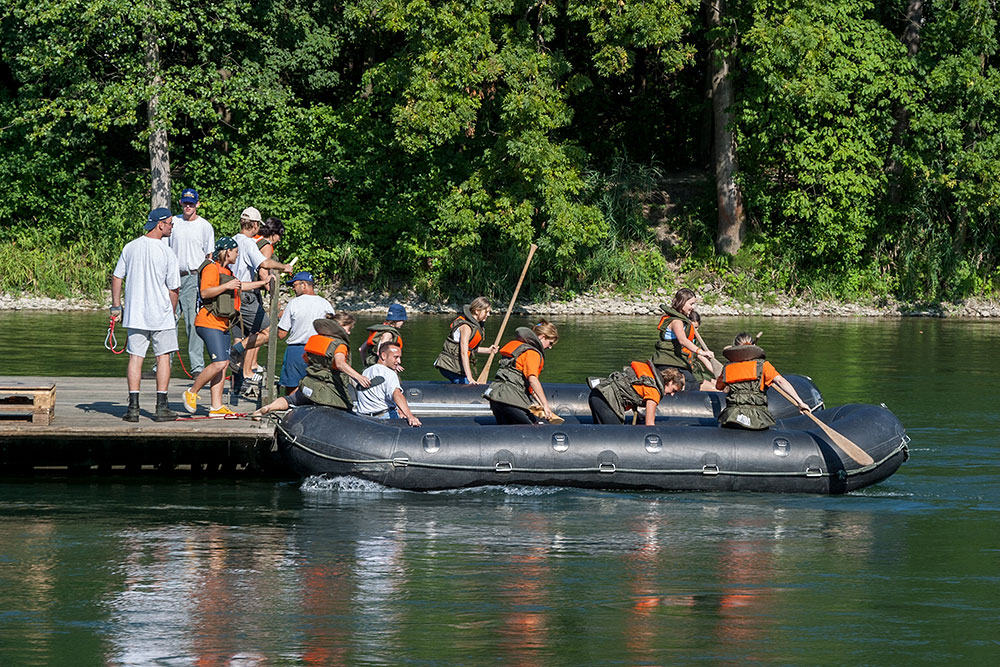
[152,393,178,422]
[123,394,140,422]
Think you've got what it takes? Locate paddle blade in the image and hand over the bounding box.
[358,375,386,391]
[528,405,564,424]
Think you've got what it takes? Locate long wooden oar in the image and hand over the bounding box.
[771,384,874,466]
[692,328,724,375]
[476,243,538,383]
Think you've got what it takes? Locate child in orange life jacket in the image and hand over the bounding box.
[433,296,499,384]
[360,304,407,368]
[588,363,685,425]
[254,313,371,416]
[715,332,810,430]
[483,320,559,424]
[685,310,719,391]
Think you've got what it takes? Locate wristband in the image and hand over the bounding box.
[110,306,122,316]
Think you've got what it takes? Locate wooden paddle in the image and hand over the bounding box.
[475,243,538,383]
[771,384,874,466]
[692,328,724,376]
[528,404,565,424]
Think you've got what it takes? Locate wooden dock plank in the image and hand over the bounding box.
[0,376,279,475]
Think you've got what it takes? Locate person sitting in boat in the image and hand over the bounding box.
[716,332,810,430]
[483,320,559,424]
[685,310,719,391]
[354,342,422,426]
[588,362,685,425]
[433,297,499,384]
[254,313,370,416]
[359,304,407,368]
[652,288,714,389]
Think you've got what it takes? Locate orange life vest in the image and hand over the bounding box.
[720,359,766,391]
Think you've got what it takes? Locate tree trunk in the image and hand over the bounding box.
[707,0,745,256]
[885,0,923,205]
[146,21,170,209]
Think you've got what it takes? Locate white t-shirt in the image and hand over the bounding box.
[278,294,335,345]
[114,236,181,331]
[167,215,214,273]
[354,364,401,415]
[229,233,267,282]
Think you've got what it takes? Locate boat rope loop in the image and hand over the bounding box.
[274,420,909,480]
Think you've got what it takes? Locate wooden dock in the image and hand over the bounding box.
[0,376,283,476]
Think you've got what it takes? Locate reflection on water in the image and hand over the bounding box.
[0,314,998,663]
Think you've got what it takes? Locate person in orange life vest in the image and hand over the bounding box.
[255,313,371,416]
[180,237,243,416]
[433,296,499,384]
[588,363,685,425]
[715,332,810,430]
[359,304,407,368]
[652,288,715,389]
[483,320,559,425]
[684,310,719,391]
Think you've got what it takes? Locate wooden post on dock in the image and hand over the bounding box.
[265,274,280,404]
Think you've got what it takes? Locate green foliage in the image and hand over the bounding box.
[1,0,1000,305]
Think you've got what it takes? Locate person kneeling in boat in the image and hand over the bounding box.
[354,342,422,427]
[716,333,810,430]
[254,313,370,415]
[483,320,559,424]
[433,297,498,384]
[588,363,685,426]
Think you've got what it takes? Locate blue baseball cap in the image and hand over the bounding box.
[386,303,408,321]
[180,188,199,204]
[145,207,172,231]
[286,271,315,286]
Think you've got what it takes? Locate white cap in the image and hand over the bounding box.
[240,206,262,222]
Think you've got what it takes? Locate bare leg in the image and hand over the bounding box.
[192,361,227,395]
[208,366,227,408]
[254,396,290,416]
[126,354,143,392]
[155,353,172,392]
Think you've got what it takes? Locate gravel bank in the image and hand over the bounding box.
[4,289,1000,318]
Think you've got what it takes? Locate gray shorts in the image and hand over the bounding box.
[126,328,179,358]
[239,291,270,335]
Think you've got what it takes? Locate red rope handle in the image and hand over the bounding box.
[104,318,127,354]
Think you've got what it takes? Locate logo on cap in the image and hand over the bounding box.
[180,188,199,204]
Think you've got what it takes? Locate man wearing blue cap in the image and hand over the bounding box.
[275,271,335,393]
[166,187,214,375]
[111,207,181,422]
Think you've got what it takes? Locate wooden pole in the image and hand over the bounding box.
[265,273,280,405]
[476,244,538,384]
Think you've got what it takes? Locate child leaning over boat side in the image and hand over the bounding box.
[715,332,810,430]
[588,363,685,426]
[483,320,559,424]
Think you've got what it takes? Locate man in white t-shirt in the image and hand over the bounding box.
[226,207,293,382]
[111,207,181,422]
[166,187,214,374]
[354,343,421,426]
[276,271,335,393]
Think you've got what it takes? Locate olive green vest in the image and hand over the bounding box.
[718,359,775,430]
[362,325,402,367]
[483,328,545,410]
[196,259,238,320]
[433,305,485,375]
[593,362,662,422]
[299,324,354,410]
[651,304,692,368]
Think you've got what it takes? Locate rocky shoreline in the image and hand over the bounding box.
[4,288,1000,318]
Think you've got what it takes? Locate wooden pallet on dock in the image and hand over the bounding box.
[0,383,56,425]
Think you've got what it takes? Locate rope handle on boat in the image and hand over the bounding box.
[104,316,127,354]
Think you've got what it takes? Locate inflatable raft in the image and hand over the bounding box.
[275,403,909,494]
[395,373,823,419]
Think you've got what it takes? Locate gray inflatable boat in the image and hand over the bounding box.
[275,402,908,494]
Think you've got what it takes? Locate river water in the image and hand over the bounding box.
[0,311,997,664]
